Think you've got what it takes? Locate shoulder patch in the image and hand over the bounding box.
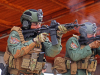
[10,36,20,44]
[71,42,78,49]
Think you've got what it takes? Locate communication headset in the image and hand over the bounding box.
[22,19,31,30]
[79,26,87,38]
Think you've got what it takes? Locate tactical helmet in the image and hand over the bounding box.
[21,9,43,23]
[79,22,97,37]
[20,9,43,29]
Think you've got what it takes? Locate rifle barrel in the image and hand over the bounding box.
[60,23,85,29]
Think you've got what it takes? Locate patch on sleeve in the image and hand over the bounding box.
[71,42,78,49]
[10,36,20,44]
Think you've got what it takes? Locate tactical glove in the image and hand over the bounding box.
[33,33,49,44]
[89,40,100,48]
[57,25,67,37]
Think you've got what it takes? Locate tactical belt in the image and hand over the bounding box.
[53,57,97,75]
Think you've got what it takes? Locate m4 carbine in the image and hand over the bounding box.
[22,20,84,45]
[79,35,100,45]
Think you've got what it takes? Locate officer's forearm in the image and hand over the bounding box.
[44,38,62,57]
[68,45,92,61]
[8,40,36,58]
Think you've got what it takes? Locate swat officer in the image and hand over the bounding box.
[3,9,67,75]
[63,22,100,75]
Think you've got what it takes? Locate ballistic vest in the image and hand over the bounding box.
[4,26,45,74]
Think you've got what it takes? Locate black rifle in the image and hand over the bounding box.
[79,35,100,45]
[22,20,84,45]
[61,19,85,31]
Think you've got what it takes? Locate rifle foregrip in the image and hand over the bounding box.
[50,29,58,45]
[51,35,58,45]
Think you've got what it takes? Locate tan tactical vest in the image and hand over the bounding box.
[53,34,97,75]
[4,26,45,74]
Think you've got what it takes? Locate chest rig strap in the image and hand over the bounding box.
[11,26,25,44]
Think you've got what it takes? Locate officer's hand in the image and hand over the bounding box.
[57,25,67,37]
[34,33,49,43]
[89,40,100,48]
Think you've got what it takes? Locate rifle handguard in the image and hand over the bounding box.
[58,25,67,34]
[57,25,67,37]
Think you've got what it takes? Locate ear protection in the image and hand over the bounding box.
[79,27,87,38]
[22,20,31,30]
